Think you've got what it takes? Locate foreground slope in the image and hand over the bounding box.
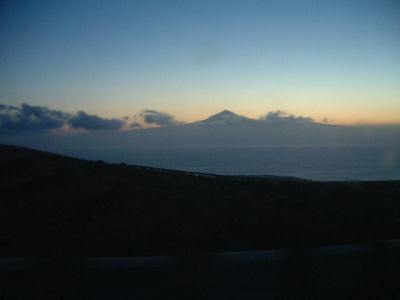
[0,144,399,256]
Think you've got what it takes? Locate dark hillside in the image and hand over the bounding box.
[1,144,399,256]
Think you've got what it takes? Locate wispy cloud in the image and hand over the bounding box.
[129,121,143,129]
[260,110,314,124]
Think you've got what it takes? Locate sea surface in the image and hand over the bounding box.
[55,145,400,181]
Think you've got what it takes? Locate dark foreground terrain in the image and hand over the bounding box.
[1,240,400,299]
[1,144,400,256]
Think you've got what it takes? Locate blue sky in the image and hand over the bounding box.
[1,0,399,124]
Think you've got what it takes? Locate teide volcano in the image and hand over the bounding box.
[195,110,254,125]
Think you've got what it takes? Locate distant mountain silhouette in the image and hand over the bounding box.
[2,109,399,150]
[1,144,399,256]
[196,110,254,125]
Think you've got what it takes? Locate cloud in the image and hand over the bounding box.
[129,121,142,129]
[0,103,69,134]
[260,110,314,124]
[139,110,183,127]
[0,103,130,134]
[68,111,125,130]
[322,117,335,123]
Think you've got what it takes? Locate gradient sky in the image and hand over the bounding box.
[1,0,399,124]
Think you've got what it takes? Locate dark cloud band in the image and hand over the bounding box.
[0,103,185,134]
[0,103,69,134]
[139,110,183,126]
[0,103,130,134]
[68,111,125,130]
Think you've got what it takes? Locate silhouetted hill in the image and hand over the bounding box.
[1,144,399,256]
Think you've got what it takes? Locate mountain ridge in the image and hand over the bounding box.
[1,144,400,256]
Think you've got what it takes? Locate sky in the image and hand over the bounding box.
[0,0,399,125]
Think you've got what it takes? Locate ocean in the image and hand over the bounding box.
[56,145,400,181]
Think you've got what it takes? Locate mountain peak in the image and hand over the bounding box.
[217,109,236,116]
[207,110,239,119]
[202,110,250,125]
